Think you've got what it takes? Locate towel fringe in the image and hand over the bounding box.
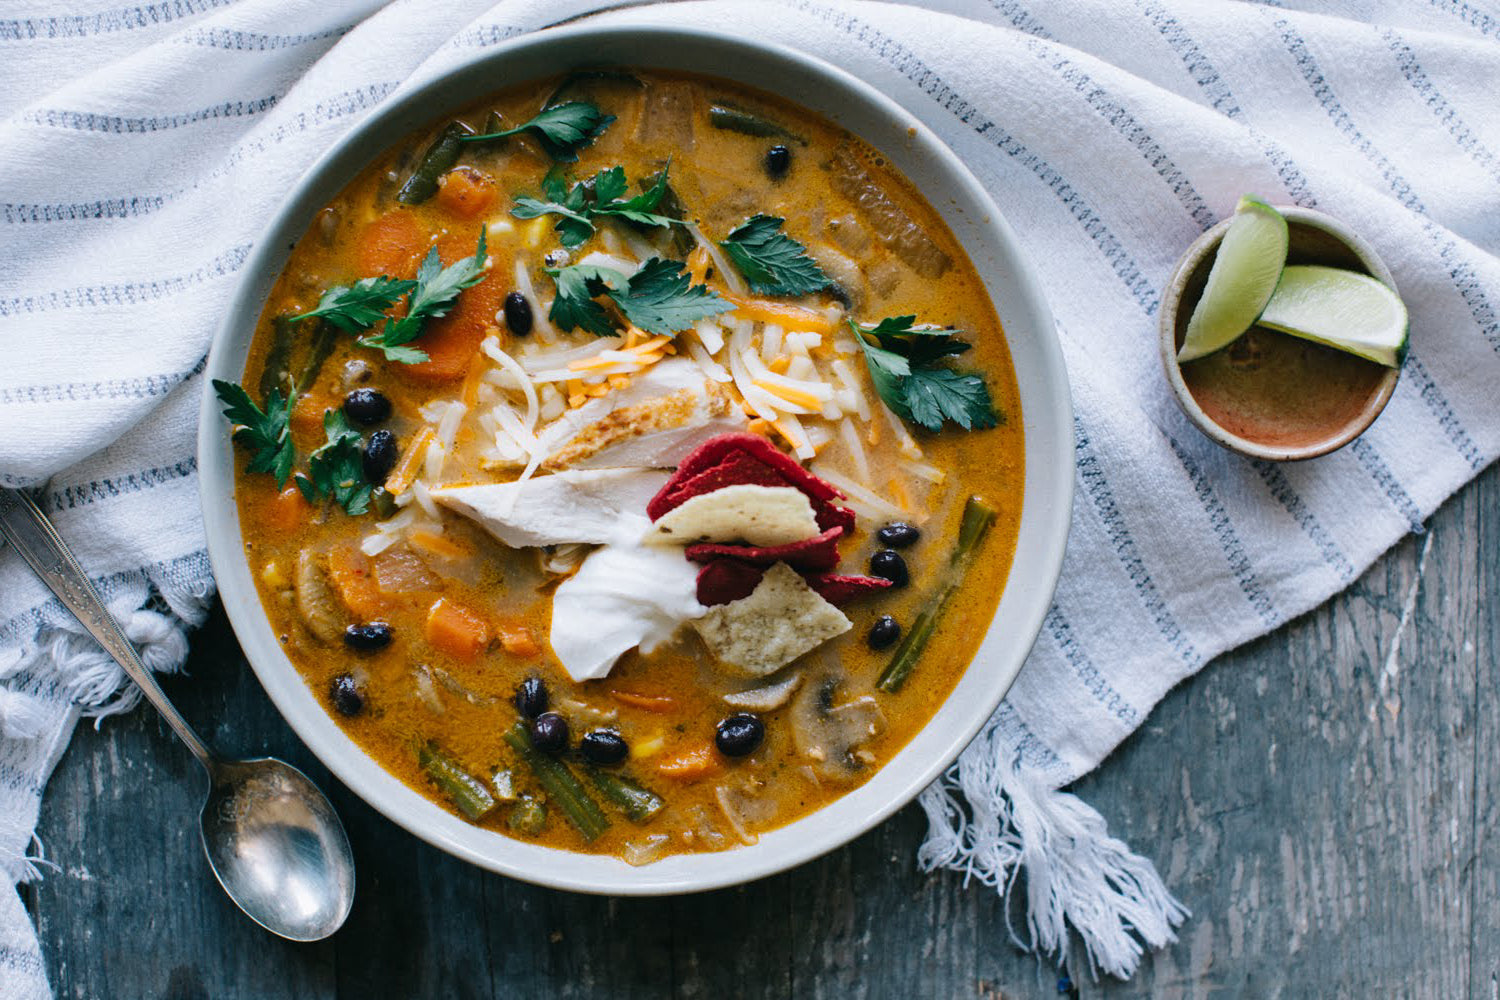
[918,724,1188,980]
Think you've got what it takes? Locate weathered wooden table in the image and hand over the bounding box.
[23,466,1498,998]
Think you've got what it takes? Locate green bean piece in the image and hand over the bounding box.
[543,69,642,109]
[293,318,338,395]
[707,104,804,144]
[503,723,611,841]
[877,496,998,693]
[257,314,297,404]
[397,121,477,205]
[587,768,665,823]
[418,744,496,821]
[507,794,547,835]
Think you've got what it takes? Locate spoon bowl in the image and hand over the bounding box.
[201,757,355,941]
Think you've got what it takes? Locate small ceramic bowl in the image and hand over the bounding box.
[1159,206,1402,461]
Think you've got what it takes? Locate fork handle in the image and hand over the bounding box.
[0,488,213,765]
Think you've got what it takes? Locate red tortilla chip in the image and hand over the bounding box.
[695,559,766,606]
[804,573,894,606]
[648,433,856,533]
[685,527,844,572]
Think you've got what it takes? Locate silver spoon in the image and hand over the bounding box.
[0,487,354,941]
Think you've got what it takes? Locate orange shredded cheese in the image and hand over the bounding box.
[767,356,792,375]
[753,379,823,411]
[384,427,435,495]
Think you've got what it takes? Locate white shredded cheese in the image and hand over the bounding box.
[838,419,872,484]
[814,467,912,521]
[761,324,784,362]
[513,259,557,343]
[412,480,440,520]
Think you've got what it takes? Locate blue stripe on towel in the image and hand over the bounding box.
[178,25,354,52]
[1075,418,1201,665]
[0,0,233,41]
[1403,353,1485,471]
[1166,438,1280,627]
[1044,607,1140,726]
[22,96,280,135]
[1350,438,1427,532]
[44,458,198,512]
[1253,462,1357,582]
[0,244,249,316]
[0,356,205,406]
[1383,28,1500,185]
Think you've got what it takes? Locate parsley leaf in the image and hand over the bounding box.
[547,258,734,338]
[719,215,830,296]
[295,409,371,515]
[849,316,997,432]
[461,101,615,162]
[548,264,623,338]
[511,164,684,249]
[356,227,490,363]
[290,276,415,333]
[212,379,296,487]
[614,258,735,335]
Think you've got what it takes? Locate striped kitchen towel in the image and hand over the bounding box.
[3,1,1498,995]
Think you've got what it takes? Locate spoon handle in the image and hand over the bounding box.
[0,487,214,765]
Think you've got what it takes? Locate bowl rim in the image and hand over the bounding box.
[1158,205,1402,462]
[197,21,1073,896]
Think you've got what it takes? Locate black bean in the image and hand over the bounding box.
[514,676,548,719]
[715,714,765,758]
[343,622,393,651]
[503,291,534,337]
[765,144,791,179]
[362,429,398,483]
[343,387,391,425]
[867,615,902,650]
[530,712,570,754]
[329,673,365,715]
[876,522,921,548]
[869,549,909,588]
[580,729,629,766]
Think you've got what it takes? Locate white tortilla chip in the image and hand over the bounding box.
[648,484,819,548]
[692,563,851,676]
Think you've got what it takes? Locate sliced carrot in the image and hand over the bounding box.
[719,290,837,334]
[403,230,509,384]
[434,166,497,219]
[357,210,426,279]
[327,547,384,619]
[656,741,724,782]
[289,393,329,445]
[610,690,677,713]
[268,486,312,535]
[497,626,541,658]
[425,598,491,662]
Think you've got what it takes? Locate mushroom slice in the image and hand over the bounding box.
[714,782,779,846]
[790,671,887,781]
[294,549,347,643]
[722,671,803,712]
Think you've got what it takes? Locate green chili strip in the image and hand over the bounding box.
[877,496,998,693]
[586,768,665,823]
[397,121,476,205]
[418,744,496,821]
[503,723,611,841]
[257,314,297,404]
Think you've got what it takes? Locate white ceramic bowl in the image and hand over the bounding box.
[199,24,1071,895]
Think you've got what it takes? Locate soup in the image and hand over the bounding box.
[218,70,1024,862]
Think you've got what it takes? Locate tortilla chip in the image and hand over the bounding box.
[647,433,854,534]
[648,484,820,547]
[692,563,851,675]
[695,558,767,606]
[686,526,844,572]
[805,573,894,606]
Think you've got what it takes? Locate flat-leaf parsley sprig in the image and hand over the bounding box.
[719,215,830,297]
[548,257,734,338]
[295,409,372,515]
[512,164,684,249]
[850,316,997,433]
[212,380,296,487]
[461,101,615,162]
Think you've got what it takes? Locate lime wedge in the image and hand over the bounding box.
[1178,195,1289,363]
[1256,265,1408,367]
